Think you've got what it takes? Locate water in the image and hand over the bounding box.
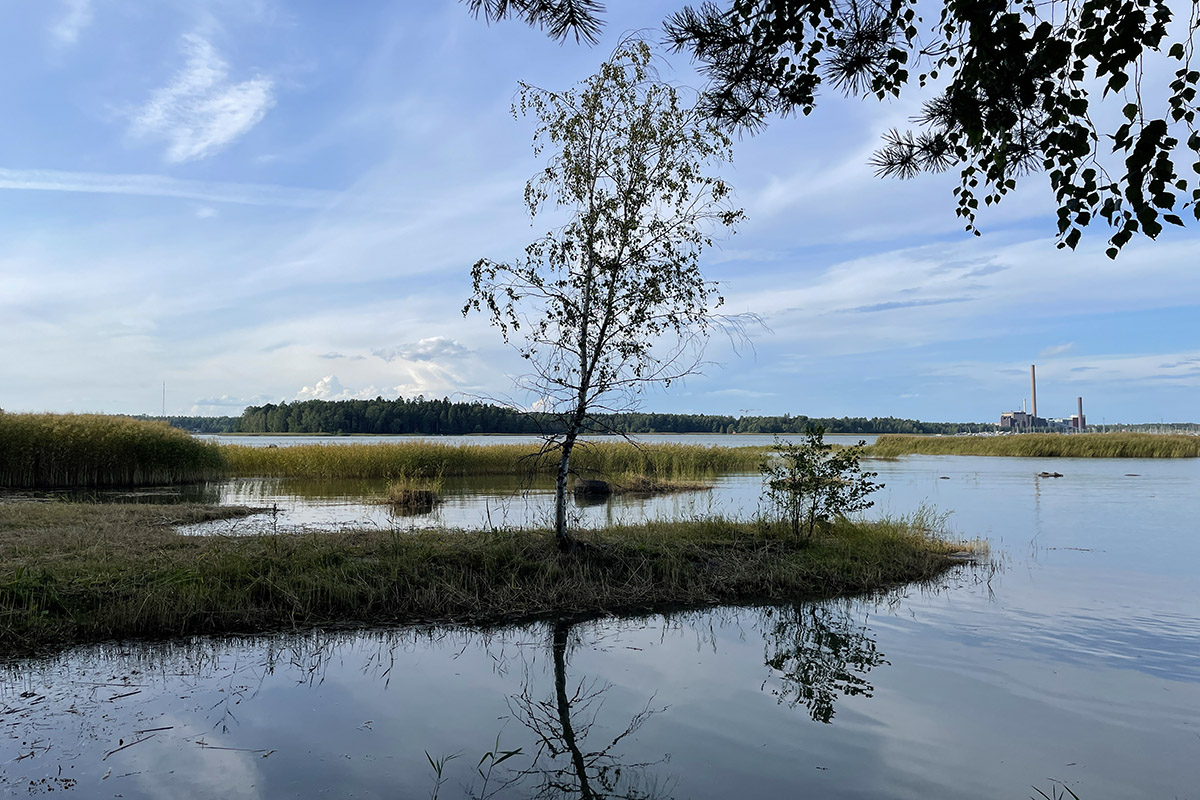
[3,452,1199,798]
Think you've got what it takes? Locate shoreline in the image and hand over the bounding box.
[868,432,1200,459]
[0,502,971,657]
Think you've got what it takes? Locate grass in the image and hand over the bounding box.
[382,472,444,514]
[867,432,1200,459]
[221,440,765,480]
[609,473,713,493]
[0,413,226,488]
[0,501,971,655]
[0,412,767,489]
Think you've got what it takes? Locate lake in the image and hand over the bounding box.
[2,440,1198,798]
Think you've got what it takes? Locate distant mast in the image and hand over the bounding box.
[162,382,166,417]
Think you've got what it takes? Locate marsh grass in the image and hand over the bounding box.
[610,473,713,494]
[382,472,444,514]
[867,432,1200,459]
[0,413,226,488]
[2,413,766,490]
[0,501,966,654]
[222,440,764,480]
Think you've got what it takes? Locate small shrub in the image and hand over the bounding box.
[760,427,882,540]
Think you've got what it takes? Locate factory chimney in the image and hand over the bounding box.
[1030,365,1038,420]
[1078,396,1085,430]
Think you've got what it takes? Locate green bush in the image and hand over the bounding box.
[760,427,882,540]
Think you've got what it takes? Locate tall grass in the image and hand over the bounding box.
[867,432,1200,459]
[383,472,444,513]
[0,501,967,653]
[221,440,764,480]
[0,413,226,488]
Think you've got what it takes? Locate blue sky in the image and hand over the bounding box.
[1,1,1197,424]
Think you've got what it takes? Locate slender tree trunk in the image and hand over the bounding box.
[553,619,595,800]
[554,431,579,551]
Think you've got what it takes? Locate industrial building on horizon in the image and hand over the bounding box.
[1000,365,1086,431]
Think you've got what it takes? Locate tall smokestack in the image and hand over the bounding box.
[1030,365,1038,420]
[1078,396,1084,430]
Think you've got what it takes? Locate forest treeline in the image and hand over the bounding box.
[143,397,996,436]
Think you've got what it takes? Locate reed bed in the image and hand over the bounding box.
[221,440,764,480]
[609,473,713,493]
[867,432,1200,459]
[0,501,967,654]
[0,413,227,488]
[382,472,444,513]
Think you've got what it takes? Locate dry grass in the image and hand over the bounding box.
[867,432,1200,459]
[222,440,764,480]
[0,501,967,655]
[610,473,713,493]
[382,473,444,514]
[0,413,226,488]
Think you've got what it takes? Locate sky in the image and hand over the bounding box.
[1,1,1197,425]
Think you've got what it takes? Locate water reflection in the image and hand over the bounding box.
[761,602,886,724]
[503,619,673,799]
[1,601,895,799]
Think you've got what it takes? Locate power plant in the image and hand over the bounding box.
[999,365,1086,431]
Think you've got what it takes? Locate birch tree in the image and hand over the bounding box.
[464,41,744,551]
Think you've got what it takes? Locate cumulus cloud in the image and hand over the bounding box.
[131,34,274,163]
[51,0,93,47]
[372,336,471,363]
[318,352,345,359]
[294,375,384,401]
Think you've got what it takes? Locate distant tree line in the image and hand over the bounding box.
[143,398,995,436]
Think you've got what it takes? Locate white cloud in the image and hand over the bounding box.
[294,375,383,401]
[372,337,472,363]
[1040,342,1075,357]
[131,34,275,163]
[190,393,276,413]
[51,0,93,47]
[0,167,334,208]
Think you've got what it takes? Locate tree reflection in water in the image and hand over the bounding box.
[503,618,673,800]
[760,601,886,724]
[1,601,888,798]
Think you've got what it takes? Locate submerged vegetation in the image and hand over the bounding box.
[0,501,968,654]
[868,432,1200,459]
[0,413,225,489]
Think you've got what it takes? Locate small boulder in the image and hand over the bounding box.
[573,479,612,496]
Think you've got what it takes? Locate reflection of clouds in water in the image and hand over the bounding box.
[179,475,749,536]
[129,715,264,800]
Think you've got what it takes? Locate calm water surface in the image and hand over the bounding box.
[3,450,1198,798]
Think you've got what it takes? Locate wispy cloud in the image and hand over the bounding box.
[846,297,972,314]
[191,393,273,410]
[51,0,93,47]
[131,34,274,163]
[318,352,346,360]
[709,388,777,399]
[0,167,334,208]
[372,337,472,363]
[1040,342,1075,357]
